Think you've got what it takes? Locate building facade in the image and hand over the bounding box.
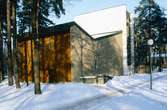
[17,5,132,83]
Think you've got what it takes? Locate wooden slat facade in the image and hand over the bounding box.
[18,33,71,83]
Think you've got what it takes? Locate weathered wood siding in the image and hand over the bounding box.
[18,33,71,83]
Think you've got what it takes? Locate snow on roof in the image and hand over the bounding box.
[91,31,122,39]
[74,5,127,39]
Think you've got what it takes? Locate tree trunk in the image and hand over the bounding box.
[11,0,21,88]
[158,47,162,72]
[7,0,14,86]
[0,17,2,82]
[165,45,167,63]
[32,0,41,94]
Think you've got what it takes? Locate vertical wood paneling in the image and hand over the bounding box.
[18,32,71,83]
[24,41,28,84]
[31,40,34,82]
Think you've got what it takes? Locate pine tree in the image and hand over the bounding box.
[31,0,65,94]
[0,0,4,82]
[11,0,21,88]
[0,0,7,81]
[0,2,3,82]
[7,0,14,86]
[32,0,41,94]
[18,0,64,34]
[134,0,167,69]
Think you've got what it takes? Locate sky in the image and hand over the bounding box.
[50,0,167,25]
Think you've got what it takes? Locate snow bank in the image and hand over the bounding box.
[106,71,166,91]
[106,69,167,106]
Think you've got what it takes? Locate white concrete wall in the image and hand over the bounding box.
[122,7,129,75]
[130,14,135,74]
[75,5,129,75]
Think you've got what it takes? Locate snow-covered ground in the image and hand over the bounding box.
[66,70,167,110]
[0,81,111,110]
[0,70,167,110]
[105,69,167,110]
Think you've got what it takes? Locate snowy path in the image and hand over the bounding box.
[63,93,167,110]
[0,82,112,110]
[59,72,167,110]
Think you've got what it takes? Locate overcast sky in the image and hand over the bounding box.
[50,0,167,25]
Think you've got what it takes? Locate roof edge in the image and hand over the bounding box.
[94,31,122,40]
[75,4,127,17]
